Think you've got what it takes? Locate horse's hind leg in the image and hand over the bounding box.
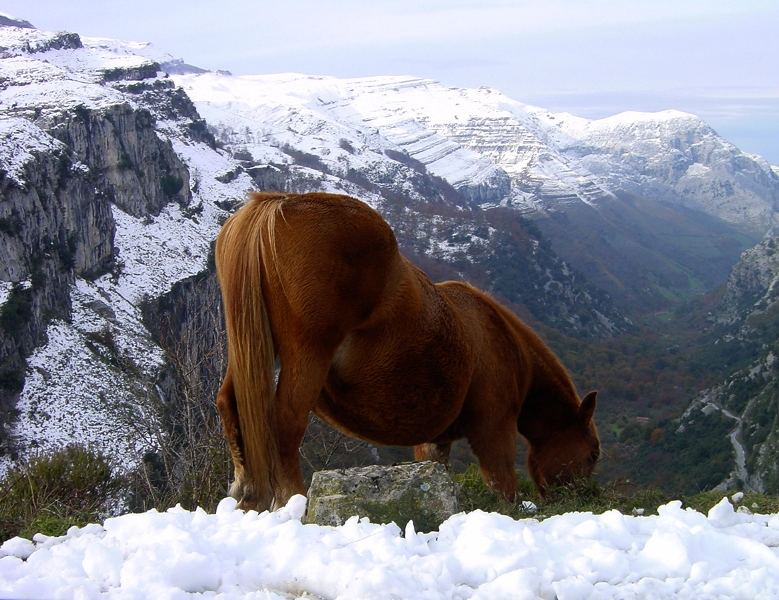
[414,442,452,465]
[215,369,248,500]
[467,422,519,502]
[271,348,335,510]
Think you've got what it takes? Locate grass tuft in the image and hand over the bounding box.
[452,465,776,521]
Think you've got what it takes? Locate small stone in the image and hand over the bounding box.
[520,501,538,513]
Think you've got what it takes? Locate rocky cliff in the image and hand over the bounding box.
[0,24,252,472]
[673,235,779,492]
[0,118,115,423]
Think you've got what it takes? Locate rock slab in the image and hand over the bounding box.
[305,461,459,532]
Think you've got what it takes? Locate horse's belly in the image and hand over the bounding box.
[315,372,465,447]
[316,299,474,447]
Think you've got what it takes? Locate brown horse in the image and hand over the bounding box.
[214,191,600,511]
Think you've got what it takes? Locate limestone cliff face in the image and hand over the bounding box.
[717,237,779,329]
[43,103,191,218]
[0,98,197,444]
[0,121,115,409]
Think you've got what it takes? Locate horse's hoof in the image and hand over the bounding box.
[230,479,256,509]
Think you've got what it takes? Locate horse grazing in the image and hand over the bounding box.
[215,191,600,511]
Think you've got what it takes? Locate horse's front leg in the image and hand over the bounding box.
[467,420,519,503]
[414,442,452,465]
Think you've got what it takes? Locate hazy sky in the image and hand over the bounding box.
[3,0,778,162]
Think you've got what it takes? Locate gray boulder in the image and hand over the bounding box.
[304,461,459,532]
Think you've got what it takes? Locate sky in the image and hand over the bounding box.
[2,0,778,163]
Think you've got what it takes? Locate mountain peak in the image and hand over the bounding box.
[602,108,699,124]
[0,12,35,29]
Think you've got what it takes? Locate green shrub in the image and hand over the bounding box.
[0,284,34,336]
[160,173,184,197]
[124,418,232,515]
[0,445,122,540]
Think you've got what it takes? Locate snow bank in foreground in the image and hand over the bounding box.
[2,496,779,599]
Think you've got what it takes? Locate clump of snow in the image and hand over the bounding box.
[2,496,779,598]
[685,162,711,178]
[519,500,537,514]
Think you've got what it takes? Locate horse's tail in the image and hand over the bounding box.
[215,192,286,509]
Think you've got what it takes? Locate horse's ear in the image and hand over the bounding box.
[579,391,597,423]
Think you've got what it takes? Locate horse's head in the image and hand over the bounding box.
[527,391,600,496]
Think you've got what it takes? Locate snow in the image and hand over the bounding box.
[2,496,779,598]
[174,71,623,212]
[0,276,165,476]
[0,118,63,186]
[175,69,777,230]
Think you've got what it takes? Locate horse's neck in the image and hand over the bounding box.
[506,318,581,444]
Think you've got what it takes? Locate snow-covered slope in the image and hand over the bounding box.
[174,71,778,310]
[555,110,779,232]
[3,494,779,599]
[175,73,613,211]
[0,23,253,474]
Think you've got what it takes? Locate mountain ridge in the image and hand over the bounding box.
[175,70,776,310]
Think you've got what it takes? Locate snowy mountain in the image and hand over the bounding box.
[175,72,779,309]
[554,110,779,232]
[0,23,254,473]
[176,72,779,230]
